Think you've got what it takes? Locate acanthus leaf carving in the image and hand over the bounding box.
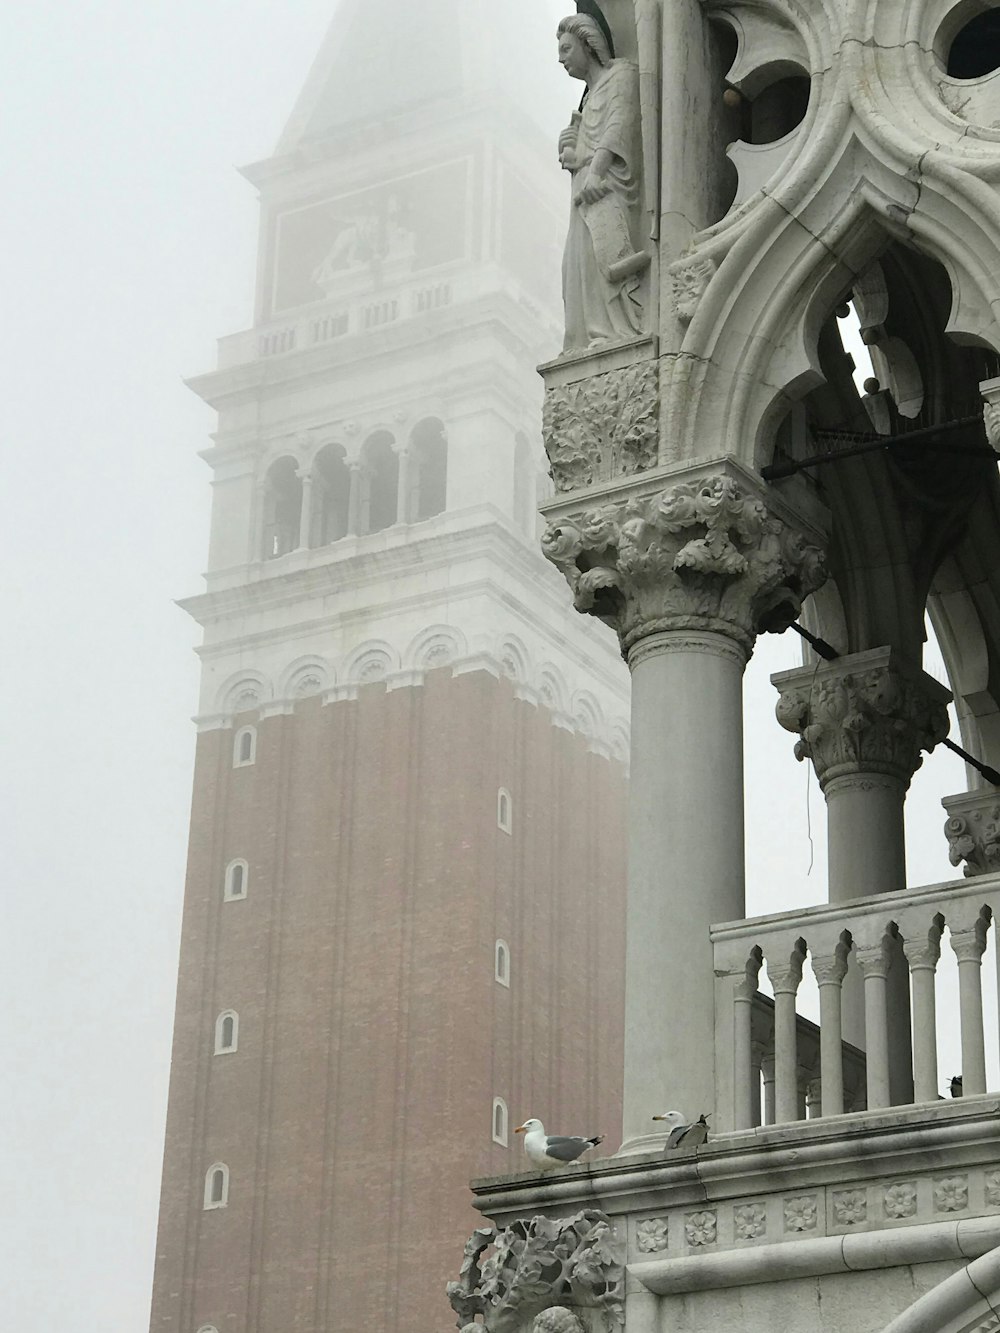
[447,1210,625,1333]
[543,361,659,494]
[541,470,826,655]
[943,792,1000,878]
[669,254,716,322]
[774,651,950,790]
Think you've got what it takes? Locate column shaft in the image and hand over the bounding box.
[958,958,987,1095]
[910,965,939,1103]
[622,632,746,1144]
[773,991,799,1124]
[733,996,754,1131]
[818,982,845,1117]
[863,968,891,1109]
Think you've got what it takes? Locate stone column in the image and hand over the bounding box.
[296,468,314,551]
[856,941,892,1110]
[774,647,950,1099]
[396,448,412,525]
[951,920,990,1095]
[813,951,849,1116]
[542,461,826,1144]
[346,460,364,536]
[768,942,806,1125]
[904,927,943,1105]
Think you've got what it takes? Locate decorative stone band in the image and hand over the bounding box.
[540,467,826,658]
[542,358,658,494]
[773,646,951,791]
[447,1209,625,1333]
[943,788,1000,879]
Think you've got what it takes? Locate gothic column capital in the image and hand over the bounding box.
[942,789,1000,878]
[855,942,891,981]
[540,461,827,658]
[767,939,807,997]
[811,952,849,988]
[773,647,951,792]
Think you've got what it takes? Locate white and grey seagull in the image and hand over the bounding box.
[514,1118,604,1171]
[652,1111,710,1150]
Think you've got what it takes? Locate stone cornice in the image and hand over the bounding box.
[471,1100,1000,1228]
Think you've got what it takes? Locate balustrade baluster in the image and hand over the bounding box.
[904,921,942,1104]
[813,952,848,1117]
[761,1053,775,1126]
[857,942,892,1109]
[768,941,806,1124]
[951,920,990,1095]
[731,950,762,1131]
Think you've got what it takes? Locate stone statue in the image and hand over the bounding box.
[557,14,649,353]
[533,1308,586,1332]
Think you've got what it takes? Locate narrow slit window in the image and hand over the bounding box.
[497,788,512,834]
[225,860,248,902]
[492,1097,509,1146]
[204,1163,229,1210]
[233,726,256,768]
[215,1011,238,1054]
[495,939,511,988]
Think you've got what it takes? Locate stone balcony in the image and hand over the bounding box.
[454,873,1000,1332]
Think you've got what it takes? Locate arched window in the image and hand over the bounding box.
[497,788,512,835]
[203,1163,229,1210]
[360,431,399,534]
[261,456,302,558]
[492,1098,509,1147]
[495,939,511,988]
[411,417,448,521]
[233,726,256,768]
[224,859,248,902]
[313,443,351,546]
[214,1011,239,1054]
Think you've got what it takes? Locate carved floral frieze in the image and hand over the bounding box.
[883,1182,918,1219]
[934,1176,969,1214]
[448,1210,625,1332]
[543,361,658,494]
[734,1202,767,1240]
[635,1218,669,1254]
[783,1196,818,1233]
[541,471,826,655]
[986,1172,1000,1207]
[684,1211,718,1247]
[833,1189,867,1226]
[774,649,950,790]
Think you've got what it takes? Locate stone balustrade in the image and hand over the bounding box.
[713,873,1000,1133]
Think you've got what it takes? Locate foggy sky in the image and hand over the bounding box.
[0,3,975,1330]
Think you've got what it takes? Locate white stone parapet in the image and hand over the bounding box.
[713,873,1000,1131]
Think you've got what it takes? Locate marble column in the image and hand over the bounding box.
[774,647,950,1100]
[542,461,826,1144]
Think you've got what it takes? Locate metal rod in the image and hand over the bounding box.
[763,414,993,481]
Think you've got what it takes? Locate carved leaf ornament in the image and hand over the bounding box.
[543,362,658,494]
[447,1210,625,1332]
[541,473,826,654]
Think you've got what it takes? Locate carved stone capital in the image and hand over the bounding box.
[942,789,1000,878]
[855,943,891,981]
[768,939,807,996]
[540,464,827,657]
[773,647,951,792]
[950,928,988,966]
[811,953,849,988]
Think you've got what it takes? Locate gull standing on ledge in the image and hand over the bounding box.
[514,1118,604,1170]
[652,1111,711,1150]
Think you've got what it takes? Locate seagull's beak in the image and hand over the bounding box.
[651,1114,665,1121]
[514,1124,527,1134]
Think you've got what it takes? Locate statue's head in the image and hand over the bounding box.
[532,1308,586,1333]
[557,16,612,80]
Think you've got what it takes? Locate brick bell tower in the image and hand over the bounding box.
[148,3,629,1331]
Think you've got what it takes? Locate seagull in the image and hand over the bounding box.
[652,1111,711,1150]
[950,1075,964,1098]
[514,1118,604,1170]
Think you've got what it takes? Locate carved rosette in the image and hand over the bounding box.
[541,471,827,656]
[447,1210,625,1333]
[774,649,950,792]
[669,254,716,322]
[543,361,658,493]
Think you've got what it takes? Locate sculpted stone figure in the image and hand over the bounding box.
[557,15,648,352]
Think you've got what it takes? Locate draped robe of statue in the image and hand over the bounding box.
[561,57,646,352]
